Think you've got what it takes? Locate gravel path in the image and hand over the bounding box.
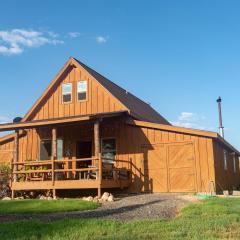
[0,193,198,222]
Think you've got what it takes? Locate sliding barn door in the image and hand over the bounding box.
[143,142,196,193]
[167,143,196,192]
[143,144,168,192]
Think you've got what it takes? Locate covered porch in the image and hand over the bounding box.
[0,112,131,198]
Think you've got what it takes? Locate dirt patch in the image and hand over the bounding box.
[0,193,198,222]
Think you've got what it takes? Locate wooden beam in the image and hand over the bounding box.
[94,120,102,198]
[52,128,57,159]
[11,131,19,199]
[94,121,100,156]
[51,128,57,198]
[13,131,19,182]
[0,115,90,132]
[98,153,102,198]
[126,119,218,138]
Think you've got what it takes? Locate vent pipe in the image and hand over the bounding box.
[216,97,224,138]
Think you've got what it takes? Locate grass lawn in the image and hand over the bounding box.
[0,197,240,239]
[0,199,99,214]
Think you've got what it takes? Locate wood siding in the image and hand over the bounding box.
[28,65,127,121]
[213,140,240,192]
[0,117,239,193]
[0,140,14,165]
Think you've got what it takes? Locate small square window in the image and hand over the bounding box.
[62,83,72,103]
[77,81,87,101]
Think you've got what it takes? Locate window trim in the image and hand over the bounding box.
[77,80,88,102]
[62,83,72,104]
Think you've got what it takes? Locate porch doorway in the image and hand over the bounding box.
[76,141,92,168]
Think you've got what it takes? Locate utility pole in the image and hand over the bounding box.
[216,97,224,138]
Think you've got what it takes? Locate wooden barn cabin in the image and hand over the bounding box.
[0,57,239,198]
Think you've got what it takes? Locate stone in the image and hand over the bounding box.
[47,197,53,200]
[108,194,114,202]
[39,195,47,200]
[14,196,24,200]
[82,196,93,201]
[2,197,11,200]
[223,190,229,196]
[101,192,110,201]
[232,191,240,196]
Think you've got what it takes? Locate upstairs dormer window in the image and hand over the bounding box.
[77,81,87,101]
[62,83,72,103]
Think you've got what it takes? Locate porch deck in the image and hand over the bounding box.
[11,157,131,196]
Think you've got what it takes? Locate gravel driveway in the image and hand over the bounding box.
[0,193,198,222]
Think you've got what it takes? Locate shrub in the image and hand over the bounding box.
[0,163,11,183]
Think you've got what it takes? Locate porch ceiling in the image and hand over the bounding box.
[0,111,128,132]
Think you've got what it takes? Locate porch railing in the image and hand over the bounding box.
[10,156,131,187]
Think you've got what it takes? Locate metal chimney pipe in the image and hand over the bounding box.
[216,97,224,138]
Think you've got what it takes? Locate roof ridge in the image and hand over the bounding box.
[74,58,170,124]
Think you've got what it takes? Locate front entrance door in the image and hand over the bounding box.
[76,141,92,168]
[76,141,92,158]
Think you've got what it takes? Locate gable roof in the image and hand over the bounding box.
[74,58,170,125]
[22,57,170,124]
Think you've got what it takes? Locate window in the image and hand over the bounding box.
[233,155,236,173]
[57,139,63,160]
[40,139,63,160]
[223,150,228,170]
[62,83,72,103]
[101,138,116,163]
[77,81,87,101]
[40,140,52,160]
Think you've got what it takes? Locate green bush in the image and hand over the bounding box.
[0,163,11,183]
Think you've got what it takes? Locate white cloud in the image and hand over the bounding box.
[0,115,10,124]
[68,32,81,38]
[178,112,194,121]
[171,112,207,130]
[0,29,63,55]
[96,36,108,43]
[171,121,205,130]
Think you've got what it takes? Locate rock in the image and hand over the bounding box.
[108,194,114,202]
[29,191,35,198]
[47,197,53,200]
[2,197,11,200]
[39,195,47,200]
[223,190,229,196]
[101,192,110,201]
[82,196,93,201]
[14,196,24,200]
[232,191,240,196]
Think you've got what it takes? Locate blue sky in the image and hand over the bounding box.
[0,1,240,148]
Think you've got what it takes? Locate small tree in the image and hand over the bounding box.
[0,163,11,184]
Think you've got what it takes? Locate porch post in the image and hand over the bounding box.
[94,120,102,198]
[12,130,19,199]
[94,120,100,156]
[51,127,57,198]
